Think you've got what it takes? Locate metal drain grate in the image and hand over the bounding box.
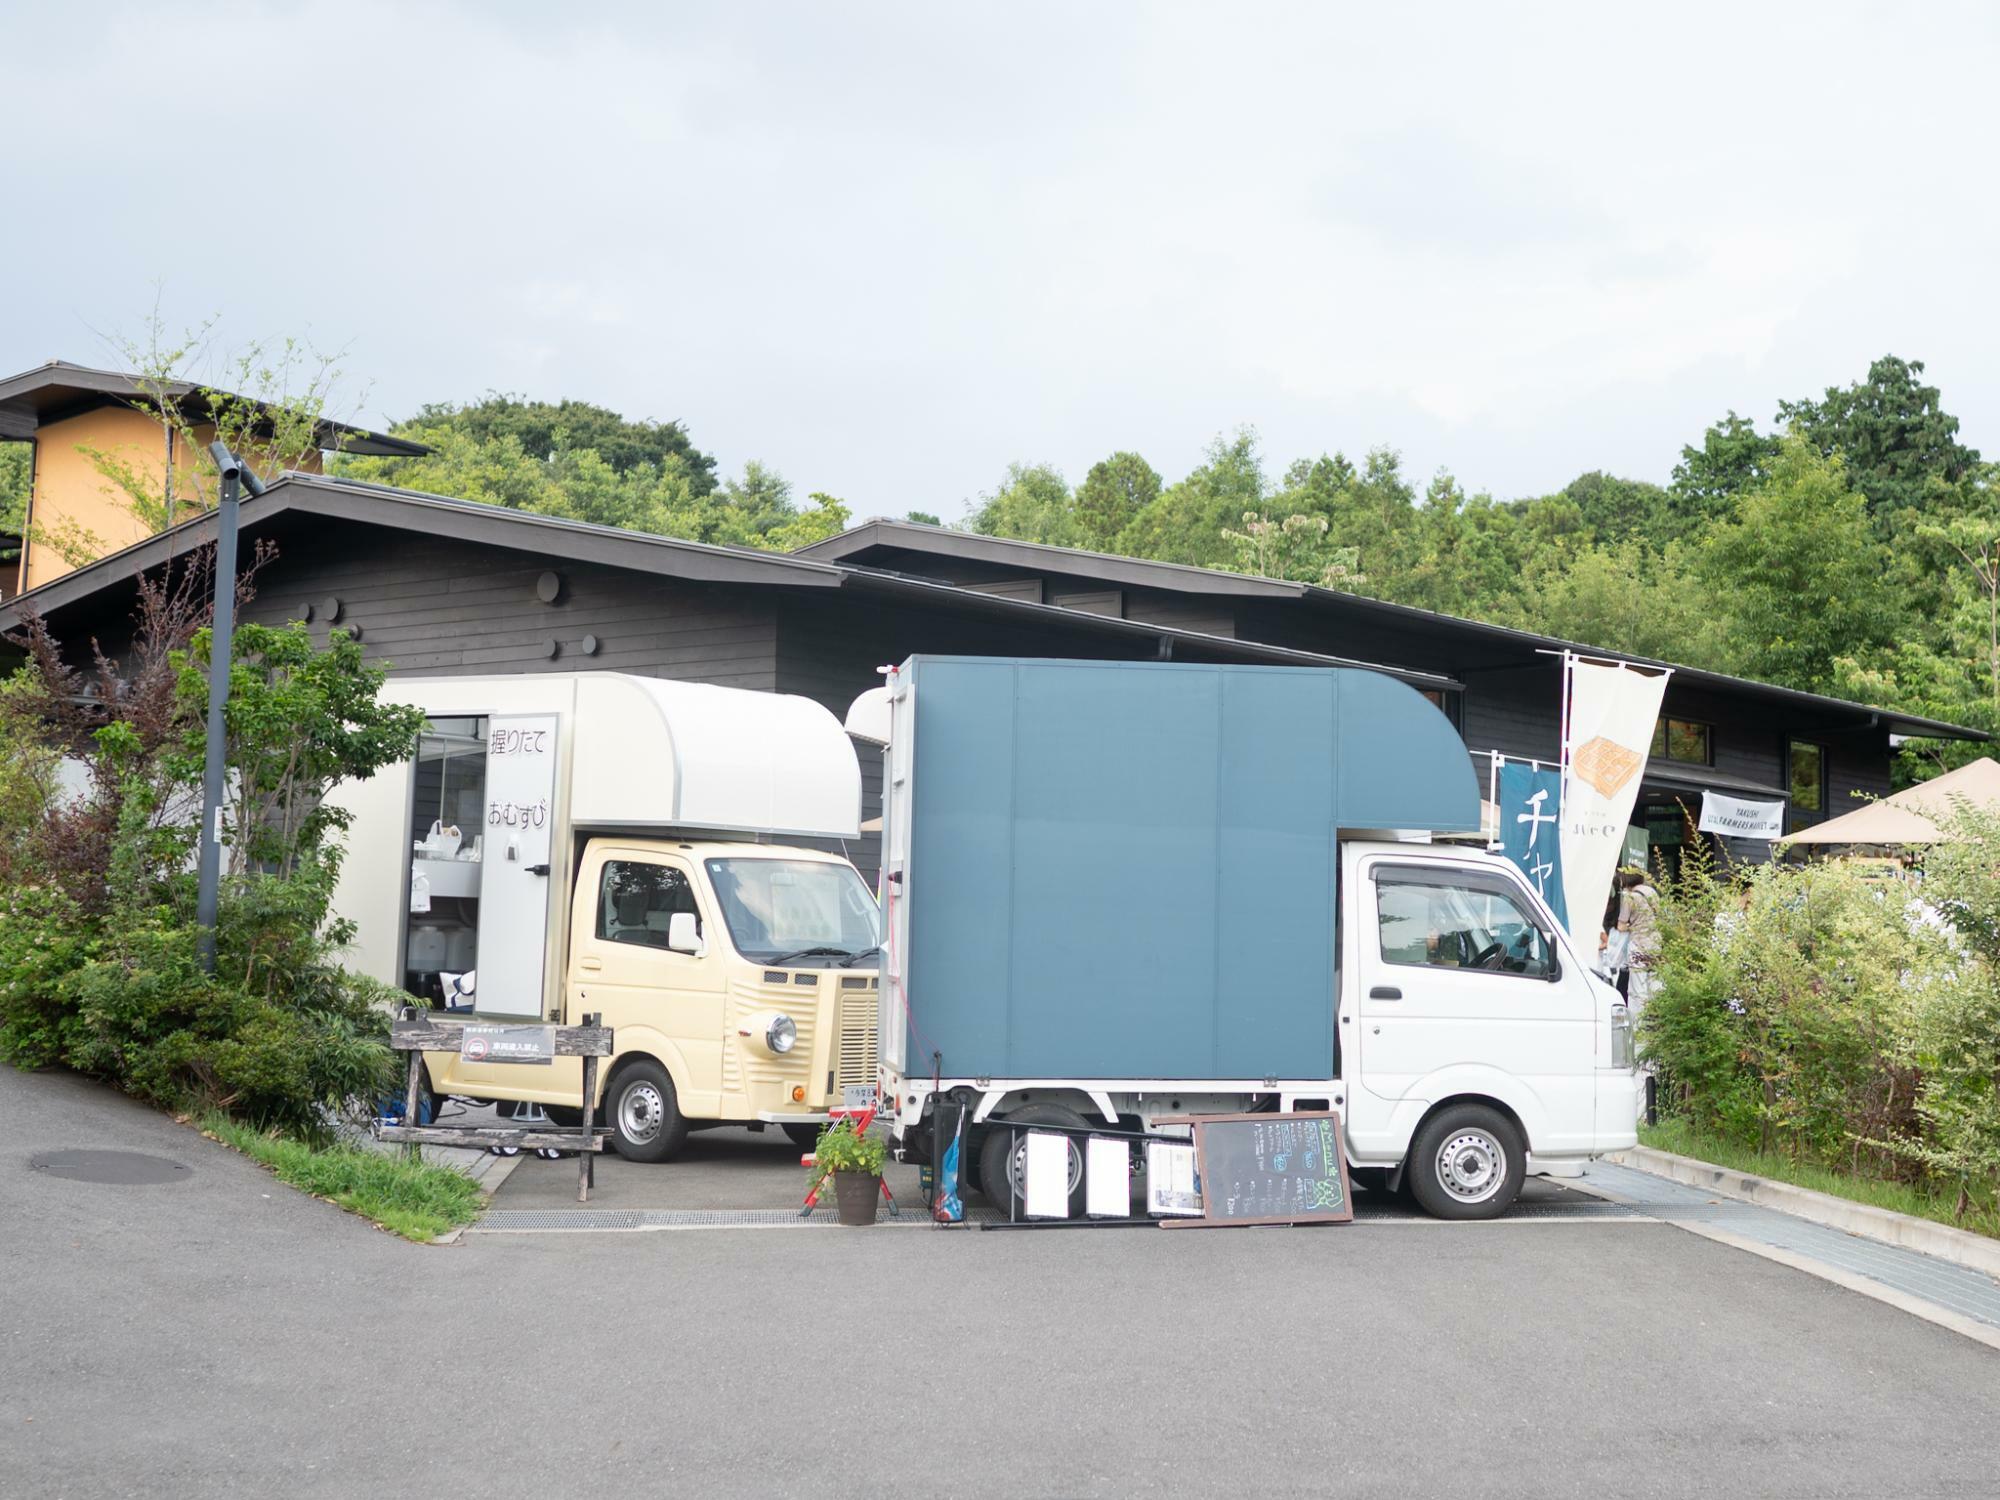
[471,1207,933,1232]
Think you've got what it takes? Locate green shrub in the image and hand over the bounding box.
[811,1118,886,1175]
[1643,826,1999,1220]
[0,597,419,1140]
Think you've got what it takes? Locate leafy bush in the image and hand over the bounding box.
[0,582,420,1139]
[812,1118,887,1175]
[1644,827,2000,1221]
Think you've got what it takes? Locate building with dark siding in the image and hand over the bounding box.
[0,474,1982,882]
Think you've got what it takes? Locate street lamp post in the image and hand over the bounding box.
[194,443,264,973]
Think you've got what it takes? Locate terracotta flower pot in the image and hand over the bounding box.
[834,1170,882,1226]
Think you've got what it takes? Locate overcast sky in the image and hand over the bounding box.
[4,2,1997,521]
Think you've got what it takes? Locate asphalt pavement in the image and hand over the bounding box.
[5,1065,1999,1499]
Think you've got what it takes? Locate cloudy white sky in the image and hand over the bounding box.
[4,2,1997,520]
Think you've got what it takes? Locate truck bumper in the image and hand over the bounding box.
[1594,1069,1643,1151]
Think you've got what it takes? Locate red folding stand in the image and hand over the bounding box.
[799,1102,899,1218]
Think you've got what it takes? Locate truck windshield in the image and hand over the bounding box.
[703,859,882,967]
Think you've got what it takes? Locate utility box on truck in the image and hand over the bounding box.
[872,656,1638,1221]
[881,655,1482,1082]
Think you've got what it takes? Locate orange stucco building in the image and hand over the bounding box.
[0,361,425,598]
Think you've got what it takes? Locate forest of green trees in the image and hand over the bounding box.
[5,352,1990,785]
[953,356,1996,783]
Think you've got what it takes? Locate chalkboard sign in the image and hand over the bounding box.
[1159,1111,1353,1228]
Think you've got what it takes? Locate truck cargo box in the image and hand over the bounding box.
[881,657,1481,1081]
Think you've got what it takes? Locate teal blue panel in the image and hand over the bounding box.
[1334,671,1482,833]
[1213,668,1337,1077]
[902,657,1475,1082]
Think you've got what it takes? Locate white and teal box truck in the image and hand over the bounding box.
[863,656,1640,1220]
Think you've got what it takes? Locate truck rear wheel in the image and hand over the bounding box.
[1408,1104,1523,1220]
[607,1060,688,1163]
[978,1104,1091,1219]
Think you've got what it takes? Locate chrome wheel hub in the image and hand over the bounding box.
[619,1082,665,1144]
[1436,1130,1505,1204]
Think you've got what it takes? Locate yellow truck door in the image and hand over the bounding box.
[570,848,726,1118]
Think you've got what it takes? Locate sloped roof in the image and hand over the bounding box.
[799,520,1989,743]
[0,360,428,457]
[0,472,1458,690]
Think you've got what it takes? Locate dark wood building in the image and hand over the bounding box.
[1,478,1982,881]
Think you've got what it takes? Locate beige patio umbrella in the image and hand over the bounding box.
[1781,756,2000,846]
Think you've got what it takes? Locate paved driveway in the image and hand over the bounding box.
[5,1066,1998,1499]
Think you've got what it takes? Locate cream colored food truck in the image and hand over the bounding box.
[330,673,884,1161]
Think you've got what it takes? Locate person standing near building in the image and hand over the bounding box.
[1617,868,1662,1123]
[1617,868,1661,1011]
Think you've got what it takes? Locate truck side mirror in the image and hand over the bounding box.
[667,911,703,956]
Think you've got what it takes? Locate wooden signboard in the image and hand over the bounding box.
[1157,1110,1353,1228]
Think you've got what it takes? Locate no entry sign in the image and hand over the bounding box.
[459,1024,556,1065]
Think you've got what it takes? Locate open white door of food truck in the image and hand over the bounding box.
[473,713,560,1018]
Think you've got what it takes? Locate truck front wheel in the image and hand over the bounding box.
[1407,1105,1523,1220]
[607,1060,689,1163]
[978,1104,1091,1219]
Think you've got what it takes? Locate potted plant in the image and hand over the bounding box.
[812,1119,887,1226]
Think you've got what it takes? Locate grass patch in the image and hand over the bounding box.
[200,1113,484,1243]
[1639,1116,2000,1242]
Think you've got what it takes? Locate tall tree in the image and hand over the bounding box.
[390,394,718,493]
[1560,470,1674,548]
[968,462,1078,545]
[1117,429,1263,567]
[1696,436,1899,695]
[1777,355,1978,526]
[1670,411,1780,525]
[1072,451,1161,550]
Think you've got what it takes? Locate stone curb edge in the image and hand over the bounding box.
[1609,1145,2000,1281]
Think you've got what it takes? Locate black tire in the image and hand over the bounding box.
[977,1103,1092,1219]
[419,1065,452,1126]
[605,1059,689,1163]
[1406,1104,1524,1220]
[783,1123,823,1151]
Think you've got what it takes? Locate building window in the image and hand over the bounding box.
[1650,716,1712,765]
[1420,688,1463,730]
[1788,742,1825,818]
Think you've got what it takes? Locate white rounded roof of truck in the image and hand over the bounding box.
[384,672,861,839]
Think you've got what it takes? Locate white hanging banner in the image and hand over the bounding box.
[1697,790,1786,840]
[1559,656,1671,949]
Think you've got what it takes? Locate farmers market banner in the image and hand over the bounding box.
[1559,655,1671,950]
[1697,790,1786,840]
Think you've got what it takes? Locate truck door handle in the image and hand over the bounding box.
[527,863,550,877]
[579,957,602,973]
[1369,986,1402,1000]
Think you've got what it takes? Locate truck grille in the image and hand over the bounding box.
[835,983,878,1093]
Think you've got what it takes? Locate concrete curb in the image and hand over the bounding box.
[1609,1146,2000,1281]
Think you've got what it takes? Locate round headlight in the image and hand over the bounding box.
[766,1015,798,1055]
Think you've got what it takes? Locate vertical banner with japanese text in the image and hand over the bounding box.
[1495,758,1568,927]
[1559,657,1670,951]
